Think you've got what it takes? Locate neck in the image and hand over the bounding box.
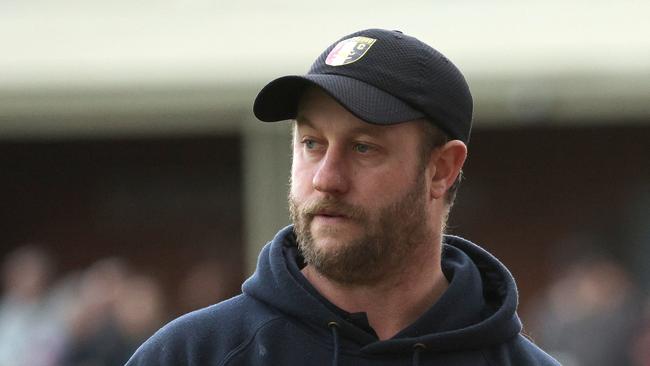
[301,234,448,340]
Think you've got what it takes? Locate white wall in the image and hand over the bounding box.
[1,0,649,137]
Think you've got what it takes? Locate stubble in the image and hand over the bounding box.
[289,175,429,286]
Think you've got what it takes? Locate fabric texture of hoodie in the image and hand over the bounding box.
[126,225,560,366]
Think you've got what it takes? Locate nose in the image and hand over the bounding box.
[312,149,349,195]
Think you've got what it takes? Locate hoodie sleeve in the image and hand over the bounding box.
[125,294,283,366]
[126,333,181,366]
[125,315,195,366]
[482,335,561,366]
[125,298,243,366]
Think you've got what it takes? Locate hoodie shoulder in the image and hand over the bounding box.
[126,294,282,366]
[482,335,561,366]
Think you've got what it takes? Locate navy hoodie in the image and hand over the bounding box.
[126,225,560,365]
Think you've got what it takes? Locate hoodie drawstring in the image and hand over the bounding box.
[412,343,426,366]
[328,322,340,366]
[328,322,425,366]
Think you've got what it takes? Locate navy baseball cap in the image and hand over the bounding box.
[253,28,473,143]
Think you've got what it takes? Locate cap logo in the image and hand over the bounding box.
[325,36,376,66]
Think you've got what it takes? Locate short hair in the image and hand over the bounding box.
[417,121,463,208]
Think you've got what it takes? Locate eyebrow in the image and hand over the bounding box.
[294,114,313,128]
[295,114,386,138]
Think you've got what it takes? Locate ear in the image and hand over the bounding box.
[428,140,467,200]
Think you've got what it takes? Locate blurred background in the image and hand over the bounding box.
[0,1,649,365]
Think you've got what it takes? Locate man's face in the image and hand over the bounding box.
[289,88,432,286]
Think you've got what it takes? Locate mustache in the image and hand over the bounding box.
[298,198,366,221]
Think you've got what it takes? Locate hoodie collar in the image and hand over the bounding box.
[242,226,522,354]
[242,226,377,345]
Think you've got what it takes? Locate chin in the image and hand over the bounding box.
[310,222,360,244]
[310,233,345,250]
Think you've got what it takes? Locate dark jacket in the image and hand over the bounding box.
[126,225,560,365]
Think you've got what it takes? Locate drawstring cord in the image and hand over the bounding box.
[328,322,340,366]
[328,321,425,366]
[412,343,426,366]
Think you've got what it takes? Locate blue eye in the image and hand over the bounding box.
[303,140,316,149]
[354,144,370,153]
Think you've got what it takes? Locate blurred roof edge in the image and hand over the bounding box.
[1,1,649,137]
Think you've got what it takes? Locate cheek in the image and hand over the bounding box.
[290,159,314,195]
[362,168,418,202]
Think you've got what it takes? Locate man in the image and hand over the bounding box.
[127,28,560,365]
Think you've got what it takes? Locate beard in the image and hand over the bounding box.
[289,174,430,286]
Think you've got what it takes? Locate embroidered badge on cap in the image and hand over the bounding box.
[325,36,377,66]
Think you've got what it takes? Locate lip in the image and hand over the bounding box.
[312,215,349,226]
[313,210,347,219]
[314,214,346,220]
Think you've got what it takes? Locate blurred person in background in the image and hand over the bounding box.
[113,274,166,361]
[0,246,169,366]
[58,257,135,366]
[0,245,65,366]
[631,300,650,366]
[529,253,644,366]
[127,28,558,365]
[177,258,239,314]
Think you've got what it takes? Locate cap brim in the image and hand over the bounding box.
[253,74,425,125]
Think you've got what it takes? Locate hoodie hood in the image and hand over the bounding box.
[242,225,522,355]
